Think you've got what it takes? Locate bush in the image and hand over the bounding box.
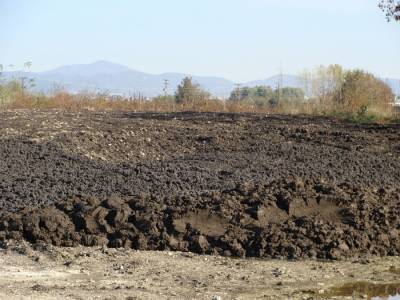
[175,77,210,104]
[228,85,304,108]
[333,70,394,117]
[0,80,24,107]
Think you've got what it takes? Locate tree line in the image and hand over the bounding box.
[299,65,394,116]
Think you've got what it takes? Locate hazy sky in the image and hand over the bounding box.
[0,0,399,81]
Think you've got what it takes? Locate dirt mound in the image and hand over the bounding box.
[1,111,400,259]
[1,179,399,259]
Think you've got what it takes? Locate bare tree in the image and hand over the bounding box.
[299,64,345,105]
[379,0,400,21]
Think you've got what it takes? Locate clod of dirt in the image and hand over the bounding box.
[1,111,400,259]
[0,178,399,259]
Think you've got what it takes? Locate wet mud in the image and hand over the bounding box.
[1,110,400,259]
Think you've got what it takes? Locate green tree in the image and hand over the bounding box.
[281,87,305,102]
[175,77,210,104]
[228,85,303,108]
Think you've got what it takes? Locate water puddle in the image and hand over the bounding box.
[322,281,400,299]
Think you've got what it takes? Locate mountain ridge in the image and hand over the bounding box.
[2,61,399,97]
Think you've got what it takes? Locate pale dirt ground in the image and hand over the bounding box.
[0,243,399,300]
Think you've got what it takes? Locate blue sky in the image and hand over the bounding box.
[0,0,399,81]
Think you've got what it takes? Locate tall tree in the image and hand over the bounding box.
[299,64,345,104]
[175,77,210,104]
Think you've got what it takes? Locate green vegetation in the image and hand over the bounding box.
[228,85,305,109]
[0,62,36,107]
[0,80,23,108]
[0,63,397,123]
[298,65,395,122]
[175,77,210,104]
[221,65,395,122]
[334,70,394,117]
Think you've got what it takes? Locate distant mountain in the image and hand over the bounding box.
[2,61,399,97]
[44,60,134,77]
[1,61,236,97]
[245,74,303,90]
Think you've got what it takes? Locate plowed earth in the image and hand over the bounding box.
[1,110,400,259]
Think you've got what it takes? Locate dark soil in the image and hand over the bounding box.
[1,110,400,259]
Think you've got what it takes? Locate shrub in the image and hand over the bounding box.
[0,80,24,107]
[333,70,394,117]
[175,77,210,104]
[228,85,304,109]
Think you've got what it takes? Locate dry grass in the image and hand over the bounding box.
[1,91,397,123]
[3,92,271,113]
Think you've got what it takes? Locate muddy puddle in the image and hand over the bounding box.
[323,281,400,299]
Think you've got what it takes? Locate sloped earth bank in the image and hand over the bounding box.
[0,110,400,259]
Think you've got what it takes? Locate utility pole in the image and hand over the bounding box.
[163,79,174,111]
[163,79,169,99]
[277,62,283,104]
[20,76,26,95]
[21,61,32,97]
[235,83,241,101]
